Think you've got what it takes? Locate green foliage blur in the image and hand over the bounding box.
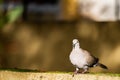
[7,6,23,23]
[0,4,23,28]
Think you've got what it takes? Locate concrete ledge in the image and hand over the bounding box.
[0,71,120,80]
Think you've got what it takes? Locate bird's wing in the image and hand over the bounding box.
[81,49,99,67]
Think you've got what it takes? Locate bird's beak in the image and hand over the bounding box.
[73,44,75,48]
[73,42,79,48]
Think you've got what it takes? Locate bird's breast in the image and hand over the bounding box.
[69,50,87,68]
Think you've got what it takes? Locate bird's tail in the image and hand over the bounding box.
[97,63,108,69]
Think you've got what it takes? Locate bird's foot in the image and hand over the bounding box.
[81,70,89,74]
[72,71,78,77]
[81,66,89,74]
[81,71,86,74]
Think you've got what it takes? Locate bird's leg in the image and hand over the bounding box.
[72,68,79,77]
[74,67,79,74]
[82,66,89,74]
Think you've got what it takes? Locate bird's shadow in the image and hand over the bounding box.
[0,68,46,73]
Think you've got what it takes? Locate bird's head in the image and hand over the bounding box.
[72,39,80,48]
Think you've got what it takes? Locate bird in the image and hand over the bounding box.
[69,39,108,76]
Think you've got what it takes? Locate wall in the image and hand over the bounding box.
[0,21,120,73]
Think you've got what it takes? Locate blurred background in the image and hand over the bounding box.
[0,0,120,73]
